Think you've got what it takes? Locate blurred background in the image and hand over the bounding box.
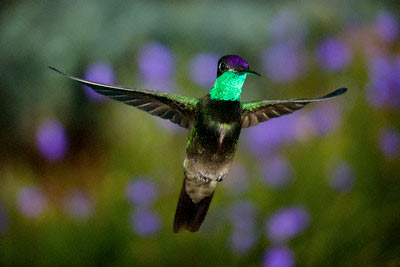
[0,0,400,266]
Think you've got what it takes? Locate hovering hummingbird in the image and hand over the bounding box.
[49,55,347,233]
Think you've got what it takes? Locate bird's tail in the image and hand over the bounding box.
[173,177,215,233]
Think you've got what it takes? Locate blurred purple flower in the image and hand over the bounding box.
[222,164,249,195]
[17,186,47,218]
[263,246,295,267]
[261,43,304,83]
[262,155,294,189]
[294,111,318,142]
[329,162,355,193]
[311,103,341,136]
[36,119,68,162]
[229,200,258,223]
[244,114,298,156]
[0,203,7,235]
[316,37,352,72]
[83,61,116,102]
[367,56,400,108]
[62,190,95,220]
[126,178,158,206]
[189,53,219,88]
[266,205,311,243]
[376,10,399,43]
[378,127,400,158]
[228,201,258,252]
[267,10,308,45]
[137,42,175,92]
[229,229,257,253]
[130,208,161,236]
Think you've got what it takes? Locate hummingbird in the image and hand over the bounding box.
[49,55,347,233]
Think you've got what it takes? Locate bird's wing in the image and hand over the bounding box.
[240,88,347,128]
[49,67,198,129]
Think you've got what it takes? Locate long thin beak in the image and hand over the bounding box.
[242,69,261,76]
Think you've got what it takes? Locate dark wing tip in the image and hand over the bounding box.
[48,66,68,77]
[324,87,348,99]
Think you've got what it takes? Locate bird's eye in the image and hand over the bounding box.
[219,62,227,72]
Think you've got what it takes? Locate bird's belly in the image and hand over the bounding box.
[184,122,241,183]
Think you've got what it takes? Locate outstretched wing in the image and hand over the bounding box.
[49,67,198,129]
[241,88,347,128]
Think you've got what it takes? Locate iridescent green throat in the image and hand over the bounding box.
[209,71,247,101]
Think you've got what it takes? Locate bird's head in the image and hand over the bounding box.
[210,55,260,101]
[217,55,260,78]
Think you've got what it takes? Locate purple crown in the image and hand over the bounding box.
[221,55,249,69]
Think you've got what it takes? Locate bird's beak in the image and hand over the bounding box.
[241,69,261,77]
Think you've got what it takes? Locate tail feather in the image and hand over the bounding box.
[173,178,215,233]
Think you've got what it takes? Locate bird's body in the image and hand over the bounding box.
[50,55,347,233]
[185,97,242,196]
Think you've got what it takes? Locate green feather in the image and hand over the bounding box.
[209,71,247,101]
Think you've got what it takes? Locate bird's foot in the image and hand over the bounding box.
[199,174,209,183]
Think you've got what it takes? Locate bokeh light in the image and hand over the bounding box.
[261,43,304,83]
[36,119,69,163]
[266,205,311,243]
[228,201,258,252]
[62,190,95,220]
[130,208,161,237]
[262,246,295,267]
[316,37,352,72]
[126,178,158,206]
[378,127,400,159]
[16,186,47,218]
[137,42,175,91]
[262,155,294,189]
[375,10,399,43]
[328,161,356,193]
[366,55,400,108]
[189,53,219,88]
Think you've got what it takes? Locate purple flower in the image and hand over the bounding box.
[316,37,352,72]
[137,42,175,92]
[266,205,311,243]
[311,103,341,136]
[83,61,116,102]
[228,201,258,252]
[376,10,399,43]
[62,190,95,220]
[229,229,257,253]
[229,201,258,223]
[366,56,400,108]
[244,113,298,156]
[222,164,249,195]
[126,178,158,206]
[0,203,7,235]
[130,208,161,236]
[36,119,69,162]
[267,10,308,45]
[17,186,47,218]
[262,246,295,267]
[261,43,304,83]
[262,155,294,189]
[189,53,219,88]
[328,161,355,193]
[294,111,317,142]
[378,127,400,158]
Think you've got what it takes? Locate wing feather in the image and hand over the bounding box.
[49,66,198,129]
[241,88,347,128]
